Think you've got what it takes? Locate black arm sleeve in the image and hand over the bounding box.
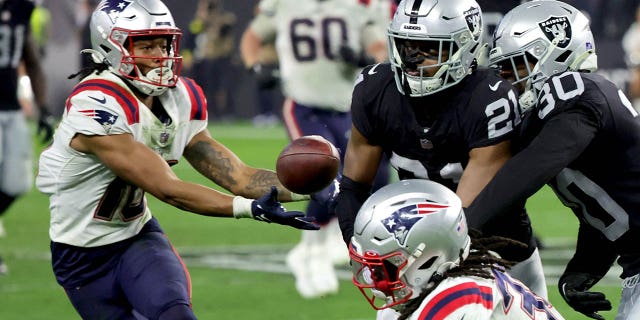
[333,175,372,245]
[564,222,618,281]
[465,109,598,229]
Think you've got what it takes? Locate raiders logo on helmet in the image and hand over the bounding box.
[464,6,482,41]
[539,16,572,48]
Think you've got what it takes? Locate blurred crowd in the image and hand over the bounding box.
[27,0,640,122]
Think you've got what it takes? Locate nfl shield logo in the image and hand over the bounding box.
[420,138,433,149]
[539,16,572,48]
[159,132,170,144]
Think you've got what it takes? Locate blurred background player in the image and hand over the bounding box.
[334,0,548,306]
[245,3,282,128]
[623,3,640,112]
[349,179,564,320]
[466,1,640,319]
[0,0,55,275]
[182,0,239,121]
[240,0,392,299]
[37,0,317,318]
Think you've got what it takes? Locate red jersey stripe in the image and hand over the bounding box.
[418,282,493,320]
[181,77,207,121]
[67,79,139,125]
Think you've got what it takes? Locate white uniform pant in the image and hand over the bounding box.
[0,111,33,195]
[617,273,640,319]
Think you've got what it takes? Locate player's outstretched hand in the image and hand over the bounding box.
[251,186,319,230]
[559,272,612,320]
[37,108,55,143]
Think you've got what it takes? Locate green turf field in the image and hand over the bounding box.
[0,121,621,319]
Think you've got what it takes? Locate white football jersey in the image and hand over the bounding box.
[407,271,565,320]
[251,0,386,111]
[36,72,208,247]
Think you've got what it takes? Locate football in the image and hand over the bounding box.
[276,135,340,194]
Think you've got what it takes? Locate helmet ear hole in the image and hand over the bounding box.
[100,44,112,53]
[555,50,572,63]
[524,52,538,65]
[418,256,438,270]
[469,42,479,55]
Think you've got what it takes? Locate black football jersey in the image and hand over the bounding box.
[350,64,536,258]
[0,0,35,111]
[466,71,640,276]
[351,63,519,191]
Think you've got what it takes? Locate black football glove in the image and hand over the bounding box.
[338,45,375,68]
[250,63,280,90]
[37,108,55,143]
[251,186,319,230]
[558,272,612,320]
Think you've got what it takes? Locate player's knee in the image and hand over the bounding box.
[157,303,196,320]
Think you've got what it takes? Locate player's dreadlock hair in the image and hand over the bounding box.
[67,52,110,81]
[396,229,526,320]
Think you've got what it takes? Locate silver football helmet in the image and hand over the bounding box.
[489,0,597,111]
[88,0,182,96]
[388,0,484,96]
[349,179,470,310]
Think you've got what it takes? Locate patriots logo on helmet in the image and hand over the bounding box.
[464,6,482,41]
[382,202,449,246]
[539,16,572,48]
[79,109,118,132]
[98,0,133,24]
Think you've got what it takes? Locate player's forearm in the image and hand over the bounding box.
[230,167,303,202]
[334,175,372,244]
[366,40,388,63]
[240,28,263,68]
[22,37,48,109]
[565,223,617,278]
[155,180,235,217]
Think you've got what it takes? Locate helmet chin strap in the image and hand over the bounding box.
[141,66,174,86]
[132,65,175,96]
[407,48,464,95]
[520,46,597,112]
[518,38,561,113]
[569,49,598,72]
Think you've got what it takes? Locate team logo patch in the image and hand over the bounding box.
[382,203,449,246]
[79,109,118,132]
[464,6,482,41]
[98,0,133,24]
[539,16,572,48]
[420,138,433,149]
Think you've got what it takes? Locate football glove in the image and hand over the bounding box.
[250,63,280,90]
[558,272,612,320]
[311,174,341,205]
[37,108,55,143]
[234,186,319,230]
